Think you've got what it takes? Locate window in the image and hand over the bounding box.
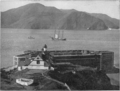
[19,58,26,61]
[15,61,18,65]
[14,57,18,61]
[37,60,40,64]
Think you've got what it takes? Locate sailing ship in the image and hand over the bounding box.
[51,28,66,41]
[28,36,35,39]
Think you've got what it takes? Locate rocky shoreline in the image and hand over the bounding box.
[0,66,119,90]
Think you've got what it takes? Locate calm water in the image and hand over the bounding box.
[1,28,119,68]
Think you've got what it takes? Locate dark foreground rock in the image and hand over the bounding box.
[0,68,67,90]
[0,68,119,90]
[48,69,119,90]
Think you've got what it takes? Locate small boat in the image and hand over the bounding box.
[51,37,66,41]
[28,36,35,39]
[16,78,34,86]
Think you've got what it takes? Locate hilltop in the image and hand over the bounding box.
[1,3,119,30]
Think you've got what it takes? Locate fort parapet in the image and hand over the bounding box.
[13,50,114,72]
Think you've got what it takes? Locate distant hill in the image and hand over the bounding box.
[60,11,108,30]
[91,13,119,29]
[89,20,108,30]
[1,3,64,29]
[1,3,119,30]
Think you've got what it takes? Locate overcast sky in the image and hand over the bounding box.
[0,0,120,19]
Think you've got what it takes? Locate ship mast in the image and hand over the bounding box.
[58,30,60,39]
[62,30,64,39]
[54,26,57,38]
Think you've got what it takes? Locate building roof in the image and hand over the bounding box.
[16,53,30,57]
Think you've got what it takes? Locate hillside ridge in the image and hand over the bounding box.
[1,3,119,30]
